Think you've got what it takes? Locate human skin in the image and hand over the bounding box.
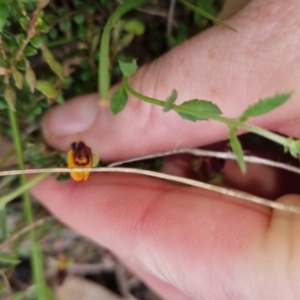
[31,0,300,299]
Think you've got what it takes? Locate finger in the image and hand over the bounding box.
[32,173,286,299]
[118,258,193,300]
[43,0,300,161]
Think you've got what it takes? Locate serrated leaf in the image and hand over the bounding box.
[4,85,16,111]
[0,252,20,265]
[36,80,58,99]
[41,45,65,81]
[0,1,9,32]
[119,60,137,77]
[177,99,222,121]
[178,0,236,32]
[163,89,177,112]
[12,69,23,89]
[229,130,246,173]
[110,85,128,115]
[240,93,291,120]
[25,65,36,93]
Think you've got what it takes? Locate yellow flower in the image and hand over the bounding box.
[67,141,92,181]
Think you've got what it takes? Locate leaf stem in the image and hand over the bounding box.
[122,77,292,151]
[98,0,148,104]
[7,108,46,300]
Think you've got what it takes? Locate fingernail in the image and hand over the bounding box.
[44,95,99,137]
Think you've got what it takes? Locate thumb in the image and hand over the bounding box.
[31,173,300,299]
[43,0,300,161]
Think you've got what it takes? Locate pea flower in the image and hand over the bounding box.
[67,141,92,181]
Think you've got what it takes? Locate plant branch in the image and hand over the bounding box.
[0,166,299,213]
[98,0,148,104]
[122,77,296,153]
[7,108,47,300]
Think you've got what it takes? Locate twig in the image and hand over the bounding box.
[167,0,177,35]
[108,148,300,175]
[116,264,138,300]
[0,269,12,300]
[0,166,299,213]
[0,216,53,250]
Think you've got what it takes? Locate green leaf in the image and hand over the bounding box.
[110,85,128,115]
[0,252,20,265]
[0,1,9,32]
[30,35,42,48]
[59,19,71,32]
[119,60,137,77]
[92,153,100,167]
[20,17,29,31]
[36,0,50,10]
[25,65,36,93]
[4,85,16,111]
[240,93,291,120]
[229,130,246,173]
[177,99,222,121]
[73,13,85,25]
[178,0,236,32]
[16,60,26,71]
[36,80,58,99]
[24,45,38,57]
[16,33,26,45]
[163,89,177,112]
[124,19,145,35]
[12,69,23,89]
[41,45,65,81]
[36,20,49,33]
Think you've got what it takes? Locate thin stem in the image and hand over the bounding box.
[0,166,299,213]
[0,216,53,249]
[7,108,47,300]
[98,0,148,104]
[178,0,237,32]
[0,209,7,241]
[122,77,292,151]
[0,174,48,210]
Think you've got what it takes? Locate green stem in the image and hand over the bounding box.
[7,108,46,300]
[178,0,237,32]
[0,209,7,241]
[98,0,148,104]
[123,77,291,150]
[0,174,48,211]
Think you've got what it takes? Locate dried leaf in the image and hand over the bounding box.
[25,65,36,93]
[12,69,23,89]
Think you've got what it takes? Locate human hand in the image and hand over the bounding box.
[32,0,300,299]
